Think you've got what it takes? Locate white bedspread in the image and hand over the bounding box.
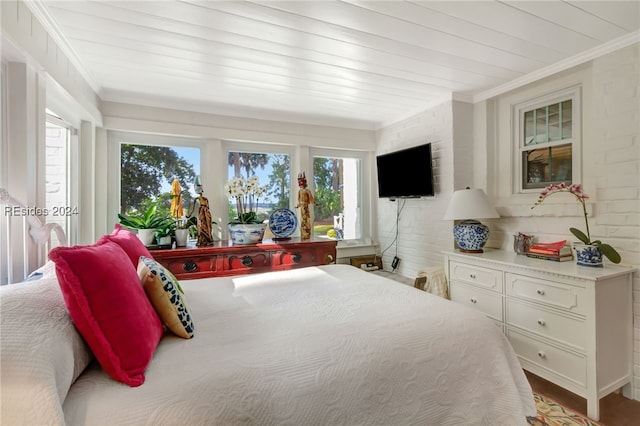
[63,264,535,425]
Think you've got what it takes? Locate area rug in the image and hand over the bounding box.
[527,393,602,426]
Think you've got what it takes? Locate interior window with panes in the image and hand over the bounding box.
[517,88,580,191]
[312,153,362,241]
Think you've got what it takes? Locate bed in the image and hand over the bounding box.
[0,220,535,426]
[1,227,535,426]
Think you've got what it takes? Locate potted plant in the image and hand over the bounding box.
[174,217,197,247]
[117,205,173,246]
[155,220,175,246]
[531,183,621,266]
[225,176,268,244]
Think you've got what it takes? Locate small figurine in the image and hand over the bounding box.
[188,176,214,246]
[169,178,184,218]
[296,172,315,239]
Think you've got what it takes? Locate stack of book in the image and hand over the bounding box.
[526,240,573,262]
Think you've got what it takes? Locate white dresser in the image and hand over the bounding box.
[443,249,634,421]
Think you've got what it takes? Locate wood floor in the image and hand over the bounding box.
[525,371,640,426]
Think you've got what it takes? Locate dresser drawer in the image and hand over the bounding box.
[449,261,502,293]
[158,255,219,278]
[222,252,271,272]
[272,248,318,268]
[507,329,586,388]
[506,299,585,350]
[450,281,503,321]
[505,273,586,315]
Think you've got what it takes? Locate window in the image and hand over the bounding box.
[312,150,364,241]
[226,149,291,224]
[118,140,200,218]
[515,87,581,192]
[45,111,77,247]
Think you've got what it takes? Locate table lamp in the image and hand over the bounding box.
[443,188,500,253]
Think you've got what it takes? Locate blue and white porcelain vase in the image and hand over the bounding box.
[453,220,490,253]
[228,223,267,245]
[573,243,603,267]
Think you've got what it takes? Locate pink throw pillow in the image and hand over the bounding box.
[99,224,153,266]
[49,241,163,387]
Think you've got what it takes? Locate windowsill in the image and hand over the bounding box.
[334,239,378,259]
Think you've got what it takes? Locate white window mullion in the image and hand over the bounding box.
[513,85,581,194]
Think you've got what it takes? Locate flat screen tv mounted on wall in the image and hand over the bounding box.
[376,143,434,199]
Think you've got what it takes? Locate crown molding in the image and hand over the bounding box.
[473,30,640,103]
[24,0,101,94]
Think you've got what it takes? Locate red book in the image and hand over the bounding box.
[529,240,572,257]
[530,240,567,250]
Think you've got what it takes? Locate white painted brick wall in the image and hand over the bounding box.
[592,44,640,399]
[375,100,456,278]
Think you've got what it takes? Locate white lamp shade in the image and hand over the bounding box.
[443,188,499,221]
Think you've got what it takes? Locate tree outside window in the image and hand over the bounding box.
[227,151,290,223]
[313,155,361,240]
[120,144,198,217]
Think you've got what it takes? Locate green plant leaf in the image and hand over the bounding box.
[569,227,590,244]
[598,243,621,264]
[143,205,157,223]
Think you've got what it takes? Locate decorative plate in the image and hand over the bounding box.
[269,208,297,239]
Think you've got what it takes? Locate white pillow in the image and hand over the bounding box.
[0,278,93,425]
[26,260,57,280]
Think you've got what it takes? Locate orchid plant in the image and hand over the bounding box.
[225,176,267,224]
[532,182,621,264]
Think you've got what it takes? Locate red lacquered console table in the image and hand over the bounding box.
[152,238,337,280]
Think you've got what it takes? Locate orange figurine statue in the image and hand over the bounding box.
[296,172,315,239]
[189,176,214,246]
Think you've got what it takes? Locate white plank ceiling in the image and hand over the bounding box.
[37,0,640,130]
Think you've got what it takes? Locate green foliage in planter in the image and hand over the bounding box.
[155,220,176,239]
[118,205,172,230]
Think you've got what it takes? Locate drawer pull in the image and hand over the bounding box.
[291,252,302,263]
[470,297,477,304]
[536,289,545,296]
[241,256,254,267]
[537,351,546,359]
[537,319,546,326]
[182,260,197,273]
[469,274,476,279]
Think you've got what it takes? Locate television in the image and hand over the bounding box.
[376,143,434,198]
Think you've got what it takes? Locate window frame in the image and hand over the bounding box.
[221,140,298,228]
[512,86,582,194]
[45,112,79,246]
[309,147,371,246]
[107,131,208,231]
[107,136,374,246]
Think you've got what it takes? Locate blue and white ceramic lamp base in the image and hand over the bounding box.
[453,220,490,253]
